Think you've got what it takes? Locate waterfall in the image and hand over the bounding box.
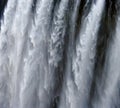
[0,0,120,108]
[59,0,105,108]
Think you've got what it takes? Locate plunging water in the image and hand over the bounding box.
[0,0,120,108]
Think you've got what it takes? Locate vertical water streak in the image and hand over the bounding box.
[63,0,105,108]
[0,0,18,107]
[47,0,69,107]
[19,0,54,108]
[8,0,34,108]
[48,0,68,67]
[92,16,120,108]
[0,0,17,32]
[59,1,81,107]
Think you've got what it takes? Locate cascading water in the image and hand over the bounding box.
[0,0,120,108]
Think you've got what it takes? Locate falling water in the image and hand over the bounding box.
[0,0,120,108]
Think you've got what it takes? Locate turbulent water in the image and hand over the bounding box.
[0,0,120,108]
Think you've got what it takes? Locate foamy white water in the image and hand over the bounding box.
[0,0,120,108]
[92,15,120,108]
[59,1,105,108]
